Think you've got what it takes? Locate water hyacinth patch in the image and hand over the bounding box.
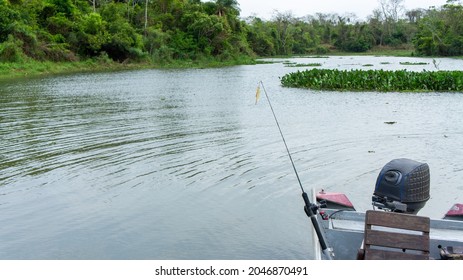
[280,68,463,92]
[285,63,322,67]
[400,62,429,65]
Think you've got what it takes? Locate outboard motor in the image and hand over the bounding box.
[372,158,430,214]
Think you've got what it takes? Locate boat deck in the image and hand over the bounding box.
[316,210,463,260]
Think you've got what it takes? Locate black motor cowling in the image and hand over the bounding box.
[373,158,430,214]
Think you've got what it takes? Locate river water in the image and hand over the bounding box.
[1,56,463,260]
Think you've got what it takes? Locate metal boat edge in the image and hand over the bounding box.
[311,188,463,260]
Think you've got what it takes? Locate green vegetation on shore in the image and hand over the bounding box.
[280,68,463,92]
[0,59,132,80]
[2,0,463,80]
[0,54,255,80]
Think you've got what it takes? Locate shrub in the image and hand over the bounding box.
[0,35,26,62]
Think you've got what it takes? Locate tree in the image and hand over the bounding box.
[186,11,224,54]
[0,2,20,43]
[406,8,425,24]
[89,0,96,12]
[376,0,405,45]
[75,12,110,56]
[291,18,318,54]
[99,2,144,61]
[369,9,385,45]
[271,11,295,55]
[379,0,405,22]
[215,0,239,17]
[413,1,463,56]
[245,16,275,56]
[145,0,148,30]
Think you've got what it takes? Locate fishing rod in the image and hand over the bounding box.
[256,81,333,260]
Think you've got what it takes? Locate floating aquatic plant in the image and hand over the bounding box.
[305,55,329,58]
[400,62,429,65]
[285,63,322,67]
[280,68,463,92]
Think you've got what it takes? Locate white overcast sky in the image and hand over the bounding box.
[238,0,448,20]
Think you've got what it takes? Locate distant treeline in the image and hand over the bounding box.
[1,0,463,64]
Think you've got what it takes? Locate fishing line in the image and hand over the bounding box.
[258,81,305,194]
[256,81,333,260]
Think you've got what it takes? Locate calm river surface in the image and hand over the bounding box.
[1,56,463,259]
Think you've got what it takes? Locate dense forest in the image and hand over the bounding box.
[1,0,463,65]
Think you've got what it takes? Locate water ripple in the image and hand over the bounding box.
[1,58,463,259]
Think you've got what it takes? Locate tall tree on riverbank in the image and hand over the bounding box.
[272,11,295,55]
[215,0,239,17]
[413,0,463,56]
[372,0,406,46]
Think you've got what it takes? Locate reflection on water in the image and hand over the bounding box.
[1,57,463,259]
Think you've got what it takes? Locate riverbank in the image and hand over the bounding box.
[255,47,416,60]
[0,55,257,81]
[0,48,457,82]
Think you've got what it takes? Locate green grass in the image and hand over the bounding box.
[0,60,149,80]
[0,56,257,81]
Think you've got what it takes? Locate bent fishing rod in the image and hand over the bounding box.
[256,81,333,260]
